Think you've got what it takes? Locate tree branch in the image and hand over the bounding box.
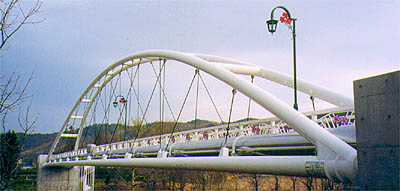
[17,98,37,150]
[0,0,42,50]
[0,71,32,115]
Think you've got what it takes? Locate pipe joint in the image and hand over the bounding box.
[324,154,357,183]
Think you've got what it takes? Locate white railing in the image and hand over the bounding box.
[79,166,95,191]
[50,107,354,161]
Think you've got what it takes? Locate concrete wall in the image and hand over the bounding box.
[354,70,399,190]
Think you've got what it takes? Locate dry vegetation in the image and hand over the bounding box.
[95,167,351,191]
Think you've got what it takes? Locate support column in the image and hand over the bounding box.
[37,155,80,191]
[37,155,95,191]
[354,70,399,190]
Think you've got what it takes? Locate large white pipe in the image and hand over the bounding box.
[130,50,356,183]
[132,50,355,155]
[45,156,320,177]
[212,62,353,108]
[48,50,356,183]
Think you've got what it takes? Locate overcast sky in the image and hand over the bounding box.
[1,0,399,133]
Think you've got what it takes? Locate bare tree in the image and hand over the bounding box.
[274,175,280,191]
[290,176,298,191]
[0,71,31,131]
[0,0,42,49]
[300,177,314,191]
[188,170,207,191]
[0,99,36,190]
[320,178,333,191]
[17,98,37,147]
[0,0,42,132]
[245,173,264,191]
[0,0,41,190]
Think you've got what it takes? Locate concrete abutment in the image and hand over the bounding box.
[354,70,399,190]
[37,155,95,191]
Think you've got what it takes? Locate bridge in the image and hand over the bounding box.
[37,50,398,190]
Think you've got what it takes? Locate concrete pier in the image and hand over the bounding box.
[37,155,95,191]
[354,70,399,190]
[37,155,80,190]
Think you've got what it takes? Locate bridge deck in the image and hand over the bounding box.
[49,107,355,164]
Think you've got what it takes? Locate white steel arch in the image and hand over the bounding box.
[191,53,353,108]
[48,49,356,183]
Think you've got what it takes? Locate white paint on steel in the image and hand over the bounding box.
[192,54,353,108]
[61,134,78,138]
[127,50,354,153]
[81,99,91,103]
[45,156,319,177]
[48,50,356,183]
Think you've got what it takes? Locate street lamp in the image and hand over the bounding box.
[113,95,128,140]
[266,5,299,110]
[266,19,278,33]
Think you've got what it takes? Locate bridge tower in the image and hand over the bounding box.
[354,70,399,190]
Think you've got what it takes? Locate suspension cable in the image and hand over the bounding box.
[150,62,176,121]
[103,63,139,152]
[105,71,122,144]
[194,69,200,129]
[159,59,166,149]
[109,73,125,143]
[82,93,99,147]
[310,96,315,111]
[122,60,153,131]
[247,75,255,121]
[120,64,139,141]
[100,78,108,144]
[127,62,134,139]
[83,86,100,146]
[91,96,101,144]
[124,59,142,140]
[198,73,224,124]
[132,62,153,136]
[129,61,165,153]
[110,103,125,143]
[165,70,199,150]
[95,82,113,145]
[117,68,128,141]
[102,74,115,144]
[128,62,153,140]
[119,72,122,140]
[224,89,237,146]
[137,62,140,126]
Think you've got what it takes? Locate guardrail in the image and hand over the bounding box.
[49,107,354,162]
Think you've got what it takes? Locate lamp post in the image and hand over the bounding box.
[113,95,128,140]
[266,6,298,110]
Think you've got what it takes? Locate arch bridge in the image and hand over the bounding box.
[39,50,358,190]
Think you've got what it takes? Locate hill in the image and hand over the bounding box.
[17,132,57,165]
